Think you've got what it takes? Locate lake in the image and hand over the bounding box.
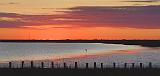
[0,42,160,68]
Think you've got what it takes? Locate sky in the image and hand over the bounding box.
[0,0,160,40]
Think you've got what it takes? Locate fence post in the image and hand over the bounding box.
[140,63,143,69]
[31,61,33,68]
[51,62,54,68]
[9,62,12,68]
[124,63,127,69]
[64,62,67,68]
[101,63,103,69]
[149,62,152,68]
[132,63,135,68]
[113,62,116,69]
[22,61,24,68]
[75,62,78,69]
[94,62,96,69]
[41,62,44,69]
[86,63,88,69]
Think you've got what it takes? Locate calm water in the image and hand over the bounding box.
[0,42,160,68]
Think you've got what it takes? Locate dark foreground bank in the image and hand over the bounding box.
[0,68,160,76]
[0,40,160,47]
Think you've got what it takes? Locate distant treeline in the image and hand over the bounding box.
[0,40,160,47]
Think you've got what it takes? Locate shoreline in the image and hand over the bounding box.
[0,40,160,47]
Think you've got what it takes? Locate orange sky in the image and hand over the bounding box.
[1,27,160,40]
[0,0,160,40]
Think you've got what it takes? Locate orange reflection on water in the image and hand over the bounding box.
[53,49,140,61]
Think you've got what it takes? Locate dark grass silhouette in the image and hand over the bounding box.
[0,68,160,76]
[1,62,160,76]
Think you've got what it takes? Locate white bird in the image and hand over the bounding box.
[85,49,88,53]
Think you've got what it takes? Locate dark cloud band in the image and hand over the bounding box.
[0,5,160,29]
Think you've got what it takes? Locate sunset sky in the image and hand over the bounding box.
[0,0,160,40]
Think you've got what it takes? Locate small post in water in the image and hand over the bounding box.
[124,63,127,69]
[9,62,12,68]
[94,62,96,69]
[132,63,135,68]
[140,63,143,69]
[86,63,88,69]
[113,62,116,69]
[31,61,33,68]
[75,62,78,69]
[64,62,67,68]
[149,62,152,68]
[22,61,24,68]
[101,63,103,69]
[41,62,44,68]
[51,62,54,68]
